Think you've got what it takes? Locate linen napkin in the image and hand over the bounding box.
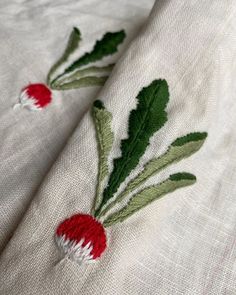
[1,0,236,294]
[0,0,154,252]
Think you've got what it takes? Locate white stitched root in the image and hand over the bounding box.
[55,235,95,265]
[13,90,42,111]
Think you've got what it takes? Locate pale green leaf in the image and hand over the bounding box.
[47,27,81,85]
[98,132,207,218]
[95,79,169,217]
[51,64,114,89]
[103,173,196,227]
[51,76,108,90]
[91,100,114,213]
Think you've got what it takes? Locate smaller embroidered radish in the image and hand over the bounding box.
[56,214,107,265]
[14,83,52,111]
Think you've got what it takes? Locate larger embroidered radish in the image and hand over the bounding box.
[55,79,208,265]
[56,214,106,264]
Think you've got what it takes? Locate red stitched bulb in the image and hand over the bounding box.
[15,83,52,110]
[55,214,107,264]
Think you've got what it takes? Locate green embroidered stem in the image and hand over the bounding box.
[91,101,114,215]
[51,76,108,90]
[47,27,81,85]
[94,79,169,217]
[103,172,196,227]
[50,30,125,86]
[97,132,207,218]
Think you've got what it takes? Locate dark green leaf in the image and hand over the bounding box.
[95,79,169,216]
[63,30,125,75]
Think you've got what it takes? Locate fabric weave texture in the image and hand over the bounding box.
[0,0,236,294]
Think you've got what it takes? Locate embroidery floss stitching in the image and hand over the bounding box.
[14,83,52,111]
[51,76,108,90]
[95,79,169,217]
[51,64,114,90]
[103,173,196,227]
[16,28,126,111]
[49,30,126,90]
[91,100,114,214]
[46,27,82,85]
[55,79,208,265]
[98,132,207,218]
[56,214,106,264]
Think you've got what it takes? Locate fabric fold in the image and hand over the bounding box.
[1,0,236,294]
[0,0,153,252]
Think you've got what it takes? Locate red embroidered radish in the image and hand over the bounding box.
[56,214,107,264]
[14,84,52,111]
[54,81,207,265]
[15,29,126,112]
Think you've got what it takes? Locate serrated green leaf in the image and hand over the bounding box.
[52,30,125,86]
[103,172,196,227]
[64,30,125,72]
[91,100,114,213]
[171,132,207,146]
[95,79,169,217]
[98,132,207,217]
[51,76,108,90]
[47,27,81,85]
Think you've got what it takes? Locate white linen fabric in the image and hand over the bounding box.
[0,0,154,251]
[1,0,236,294]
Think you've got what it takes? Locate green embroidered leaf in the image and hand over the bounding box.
[95,79,169,217]
[91,100,114,214]
[49,30,125,89]
[103,172,196,227]
[50,64,114,89]
[53,30,125,83]
[54,64,114,84]
[51,76,108,90]
[65,30,125,72]
[98,132,207,216]
[47,27,81,85]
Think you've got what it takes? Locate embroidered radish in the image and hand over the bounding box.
[15,28,126,111]
[14,83,52,111]
[55,80,208,265]
[56,214,106,264]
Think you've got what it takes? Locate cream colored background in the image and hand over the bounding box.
[1,0,236,294]
[0,0,154,252]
